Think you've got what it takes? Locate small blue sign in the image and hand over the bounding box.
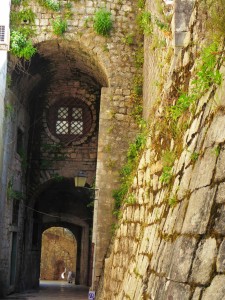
[88,291,95,300]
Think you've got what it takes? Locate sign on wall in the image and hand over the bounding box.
[88,291,95,300]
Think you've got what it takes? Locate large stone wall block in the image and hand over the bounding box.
[204,115,225,149]
[190,238,217,285]
[168,236,197,282]
[216,239,225,272]
[189,148,217,190]
[214,204,225,235]
[182,186,216,234]
[202,275,225,300]
[216,182,225,203]
[164,280,191,300]
[186,114,203,145]
[215,146,225,181]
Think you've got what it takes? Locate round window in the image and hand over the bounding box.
[47,98,93,144]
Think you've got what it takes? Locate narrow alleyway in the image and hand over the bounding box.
[0,281,89,300]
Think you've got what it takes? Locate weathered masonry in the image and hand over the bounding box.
[1,0,225,299]
[98,0,225,299]
[0,0,139,295]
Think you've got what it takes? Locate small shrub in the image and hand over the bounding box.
[10,30,37,60]
[93,9,113,36]
[168,195,177,206]
[52,18,67,36]
[190,152,199,162]
[213,145,221,157]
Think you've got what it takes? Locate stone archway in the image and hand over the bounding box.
[22,178,93,288]
[5,2,139,293]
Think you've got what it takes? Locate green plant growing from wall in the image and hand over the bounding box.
[38,0,60,11]
[6,74,12,88]
[113,131,147,216]
[11,8,36,24]
[168,194,177,206]
[213,145,221,157]
[137,11,152,35]
[7,180,24,201]
[52,18,68,36]
[5,103,14,117]
[12,0,22,5]
[160,150,176,184]
[123,34,134,45]
[190,151,199,162]
[10,7,37,60]
[10,30,37,60]
[137,0,145,9]
[125,194,137,205]
[169,42,222,122]
[93,8,113,36]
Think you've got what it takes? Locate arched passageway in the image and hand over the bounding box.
[9,38,107,290]
[24,178,94,288]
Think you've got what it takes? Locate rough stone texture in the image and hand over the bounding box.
[182,187,216,234]
[201,275,225,300]
[168,236,197,282]
[189,148,217,190]
[216,182,225,203]
[214,204,225,236]
[215,146,225,181]
[1,0,140,295]
[2,0,225,298]
[98,1,225,299]
[190,238,217,285]
[216,239,225,273]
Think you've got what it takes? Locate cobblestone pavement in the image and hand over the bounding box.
[1,281,89,300]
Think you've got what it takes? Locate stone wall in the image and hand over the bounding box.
[98,2,225,299]
[40,227,77,280]
[0,2,11,294]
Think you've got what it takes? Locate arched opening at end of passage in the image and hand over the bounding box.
[40,226,77,283]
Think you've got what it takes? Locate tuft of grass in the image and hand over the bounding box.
[169,42,222,122]
[38,0,60,11]
[93,9,113,36]
[190,152,199,162]
[168,195,177,206]
[113,131,147,216]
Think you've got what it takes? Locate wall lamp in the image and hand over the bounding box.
[74,171,100,197]
[74,171,87,188]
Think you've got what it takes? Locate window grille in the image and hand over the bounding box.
[47,98,93,144]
